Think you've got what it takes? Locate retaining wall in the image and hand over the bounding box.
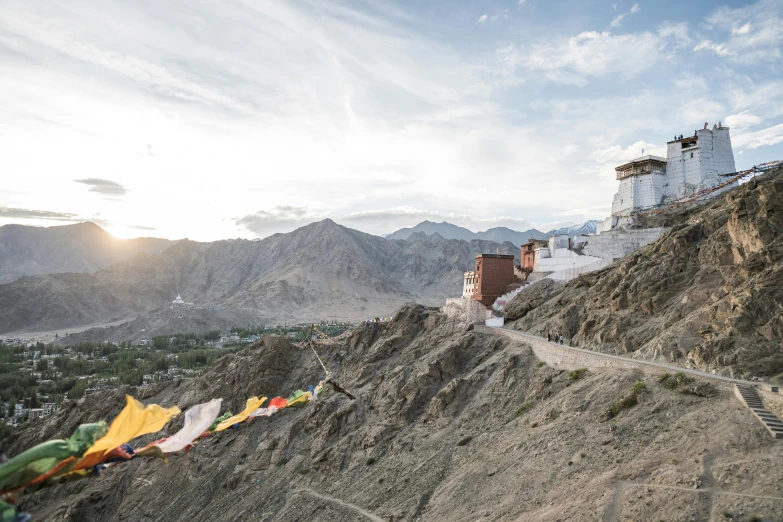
[583,227,668,260]
[547,258,614,281]
[476,327,753,391]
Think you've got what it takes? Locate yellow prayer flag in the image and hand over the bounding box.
[84,395,181,457]
[215,396,267,432]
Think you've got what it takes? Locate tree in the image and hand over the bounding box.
[36,359,48,372]
[30,389,39,409]
[7,397,15,419]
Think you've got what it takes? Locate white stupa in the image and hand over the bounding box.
[172,294,185,307]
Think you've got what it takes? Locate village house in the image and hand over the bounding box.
[462,271,476,299]
[470,254,517,306]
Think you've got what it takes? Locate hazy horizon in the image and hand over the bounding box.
[2,0,782,241]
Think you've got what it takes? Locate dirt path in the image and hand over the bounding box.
[294,488,386,522]
[603,477,783,522]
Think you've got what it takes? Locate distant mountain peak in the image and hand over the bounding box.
[386,221,549,244]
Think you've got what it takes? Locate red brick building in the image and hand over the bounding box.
[520,239,548,273]
[471,254,516,306]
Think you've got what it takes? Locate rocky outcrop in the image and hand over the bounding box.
[506,168,783,380]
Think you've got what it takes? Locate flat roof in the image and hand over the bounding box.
[666,135,700,144]
[475,254,515,259]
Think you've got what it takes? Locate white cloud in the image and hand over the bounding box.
[1,0,781,242]
[724,111,762,130]
[504,23,690,85]
[733,123,783,149]
[518,0,527,5]
[610,3,640,28]
[694,39,735,57]
[732,22,752,36]
[699,1,783,64]
[478,14,488,24]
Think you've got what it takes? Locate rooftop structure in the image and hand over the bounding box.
[520,239,549,273]
[614,155,667,180]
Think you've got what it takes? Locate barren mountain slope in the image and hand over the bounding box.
[0,222,174,284]
[506,167,783,380]
[5,306,782,521]
[0,220,518,333]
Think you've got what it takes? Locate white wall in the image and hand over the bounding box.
[665,127,737,199]
[536,249,606,272]
[547,258,613,281]
[611,172,665,215]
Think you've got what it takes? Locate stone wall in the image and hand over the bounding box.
[475,327,743,391]
[444,298,489,325]
[476,326,656,372]
[582,227,667,260]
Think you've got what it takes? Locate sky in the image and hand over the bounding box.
[1,0,782,241]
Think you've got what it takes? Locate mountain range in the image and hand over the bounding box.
[0,222,174,284]
[385,219,601,243]
[0,219,518,337]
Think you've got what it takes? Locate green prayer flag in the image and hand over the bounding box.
[208,411,233,432]
[0,422,107,493]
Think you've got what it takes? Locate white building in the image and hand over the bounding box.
[602,123,736,229]
[462,271,476,299]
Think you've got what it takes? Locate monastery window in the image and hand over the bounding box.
[690,152,693,158]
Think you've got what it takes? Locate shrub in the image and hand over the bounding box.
[605,381,647,419]
[456,436,473,446]
[516,402,534,417]
[568,368,588,381]
[366,456,376,465]
[536,361,546,368]
[658,372,693,390]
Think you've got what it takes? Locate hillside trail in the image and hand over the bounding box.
[293,488,386,522]
[602,452,783,522]
[498,328,761,386]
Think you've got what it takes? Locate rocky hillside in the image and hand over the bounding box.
[0,220,518,334]
[0,222,175,284]
[4,305,782,521]
[505,167,783,381]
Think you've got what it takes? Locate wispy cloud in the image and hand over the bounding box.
[234,206,325,237]
[733,123,783,149]
[0,0,781,242]
[694,39,734,57]
[698,1,782,64]
[74,178,129,196]
[732,22,752,36]
[500,22,690,86]
[477,14,488,24]
[0,207,79,221]
[610,3,640,28]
